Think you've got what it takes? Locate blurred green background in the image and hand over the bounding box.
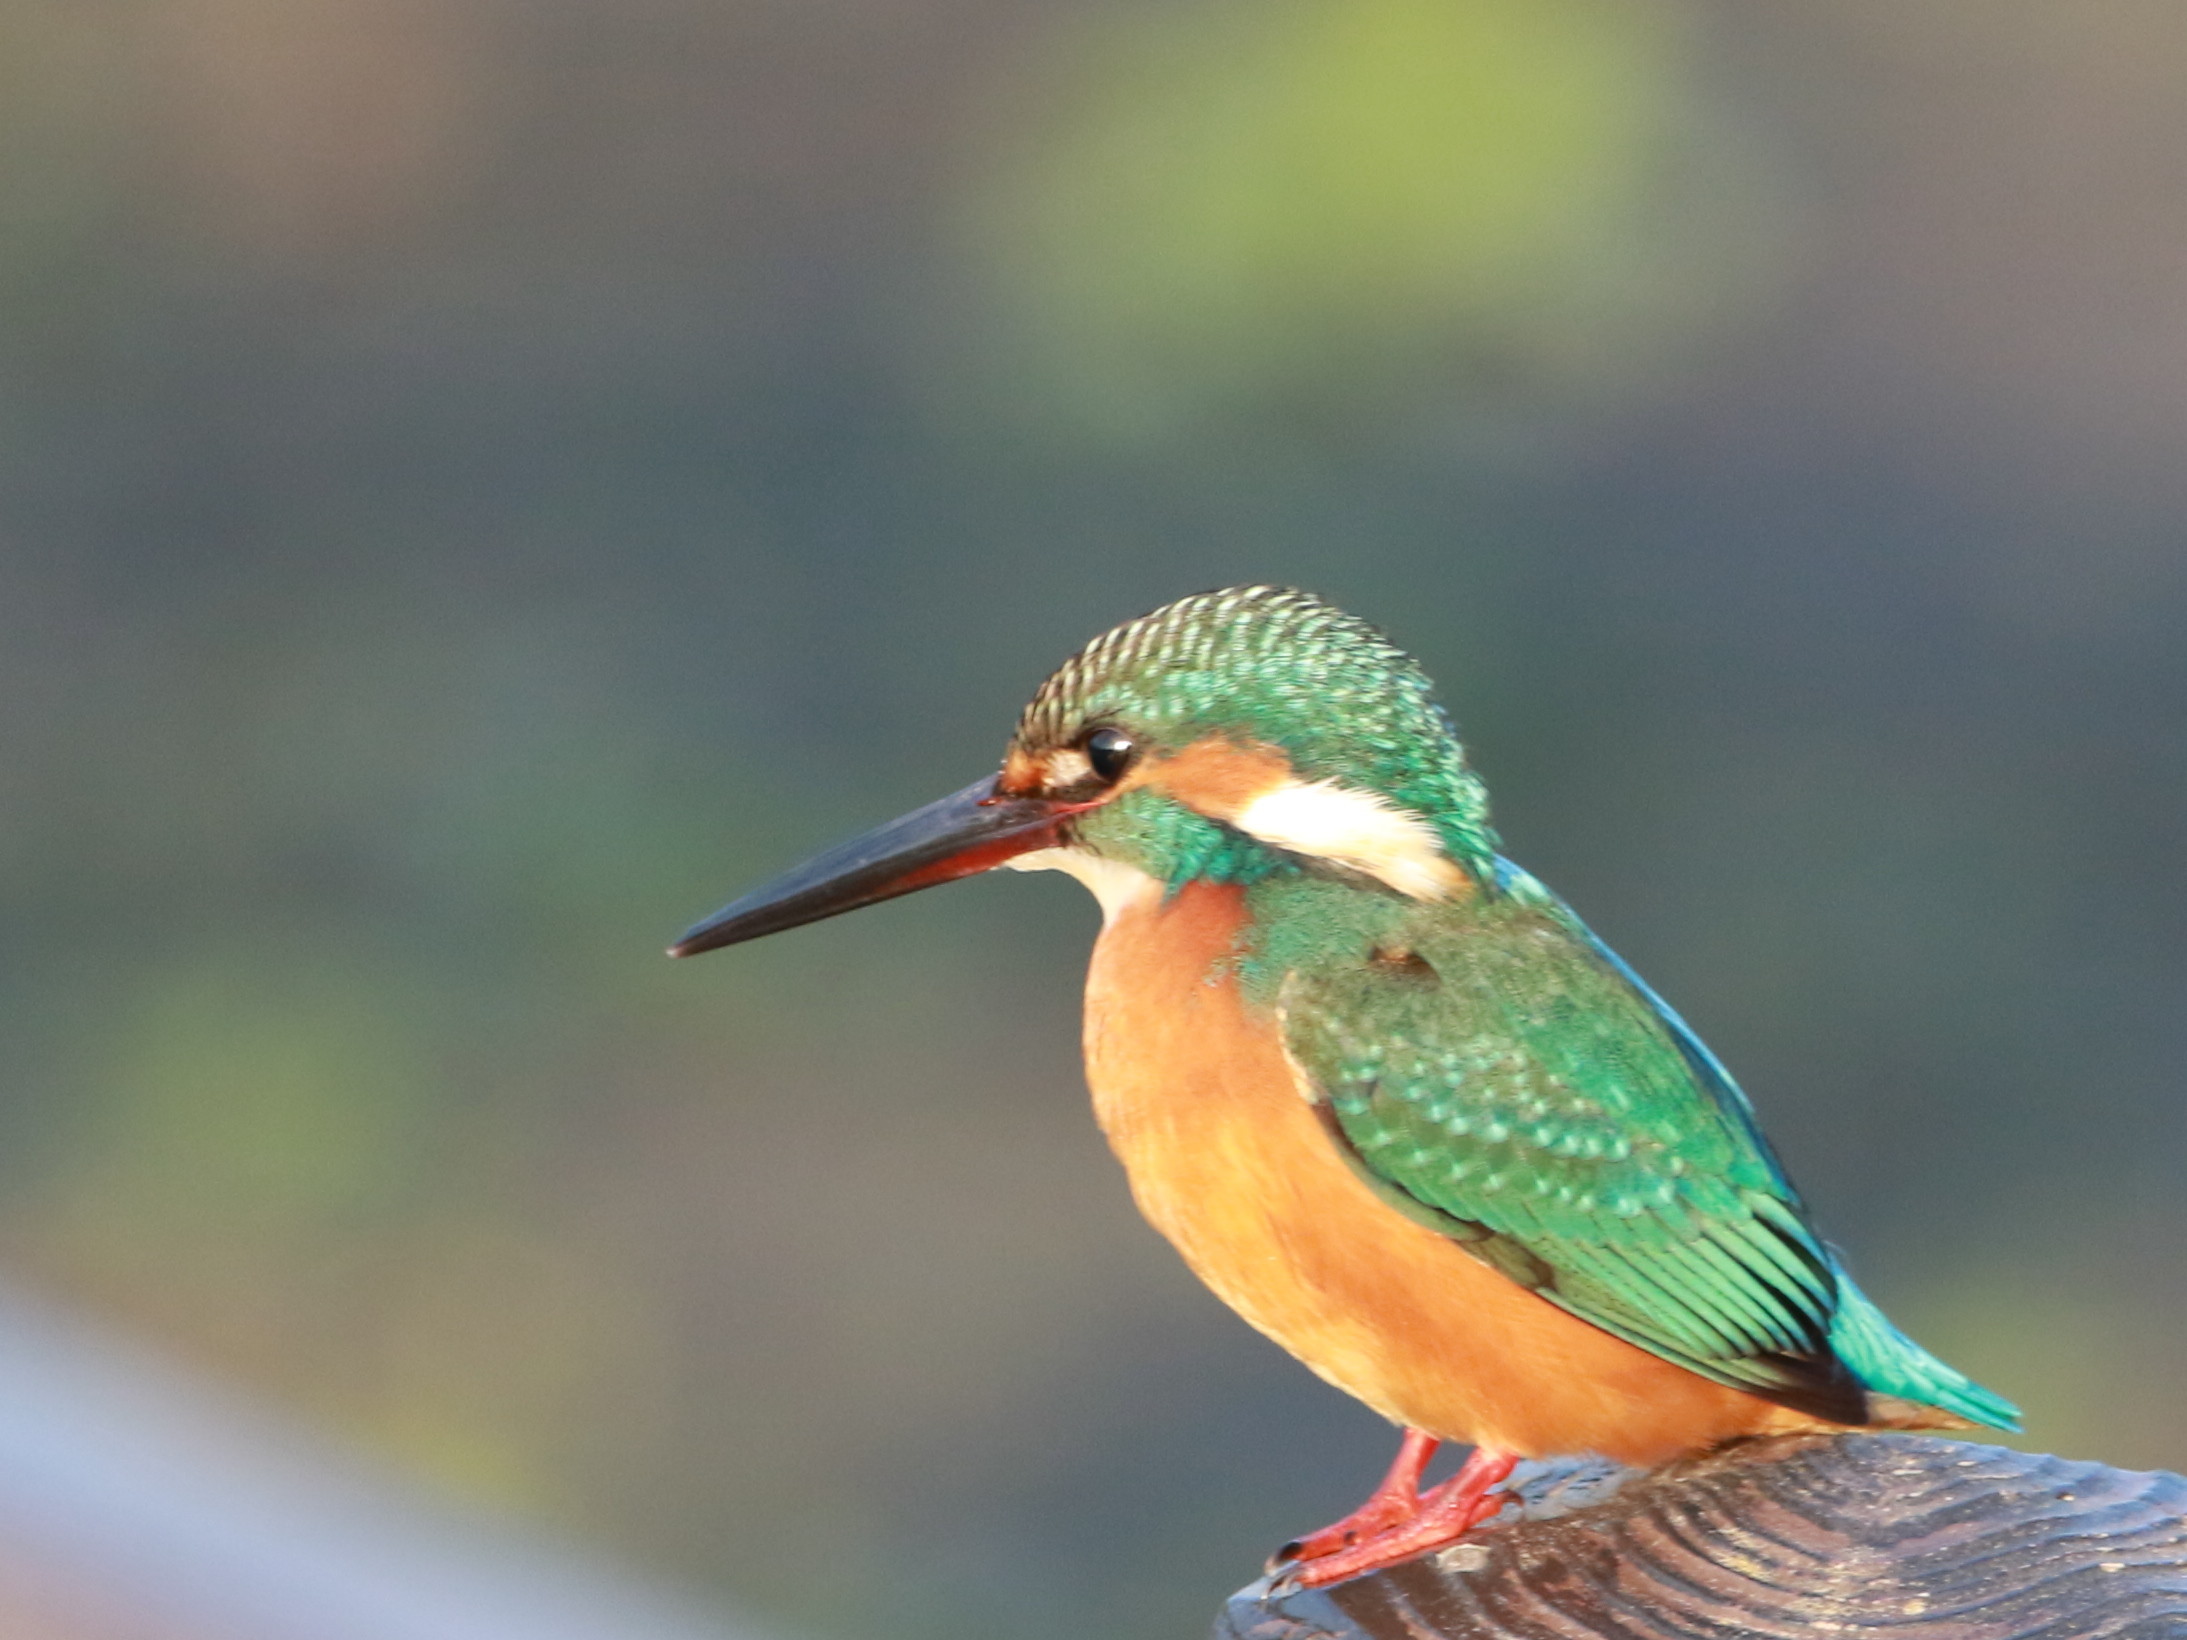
[1,1,2183,1636]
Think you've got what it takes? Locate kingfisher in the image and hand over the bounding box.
[670,586,2017,1587]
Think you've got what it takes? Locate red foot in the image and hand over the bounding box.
[1281,1445,1518,1589]
[1272,1429,1440,1569]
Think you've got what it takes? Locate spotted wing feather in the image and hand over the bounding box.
[1275,866,1870,1424]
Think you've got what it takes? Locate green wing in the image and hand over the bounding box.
[1267,862,1869,1423]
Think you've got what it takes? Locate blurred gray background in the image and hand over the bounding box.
[1,1,2183,1637]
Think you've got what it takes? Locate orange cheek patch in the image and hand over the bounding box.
[1138,739,1294,819]
[999,747,1047,795]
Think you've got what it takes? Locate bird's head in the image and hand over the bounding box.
[670,586,1497,956]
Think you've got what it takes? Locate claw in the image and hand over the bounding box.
[1283,1447,1517,1589]
[1270,1429,1440,1571]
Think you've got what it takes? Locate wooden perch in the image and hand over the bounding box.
[1215,1434,2187,1640]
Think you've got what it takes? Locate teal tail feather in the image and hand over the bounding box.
[1828,1272,2021,1432]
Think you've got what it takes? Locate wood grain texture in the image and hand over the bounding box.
[1216,1435,2187,1640]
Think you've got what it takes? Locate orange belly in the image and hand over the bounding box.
[1082,879,1825,1464]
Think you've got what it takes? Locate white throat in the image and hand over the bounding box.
[1003,846,1162,927]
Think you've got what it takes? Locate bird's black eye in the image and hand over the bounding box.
[1084,727,1137,784]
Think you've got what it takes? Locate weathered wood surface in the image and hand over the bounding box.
[1217,1434,2187,1640]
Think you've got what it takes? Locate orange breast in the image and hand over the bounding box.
[1081,880,1826,1464]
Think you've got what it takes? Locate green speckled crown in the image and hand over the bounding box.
[1015,586,1499,873]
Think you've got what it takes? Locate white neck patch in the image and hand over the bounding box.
[1003,846,1162,927]
[1230,779,1465,901]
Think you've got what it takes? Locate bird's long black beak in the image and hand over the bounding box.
[669,775,1075,957]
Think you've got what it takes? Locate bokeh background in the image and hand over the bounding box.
[2,1,2184,1636]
